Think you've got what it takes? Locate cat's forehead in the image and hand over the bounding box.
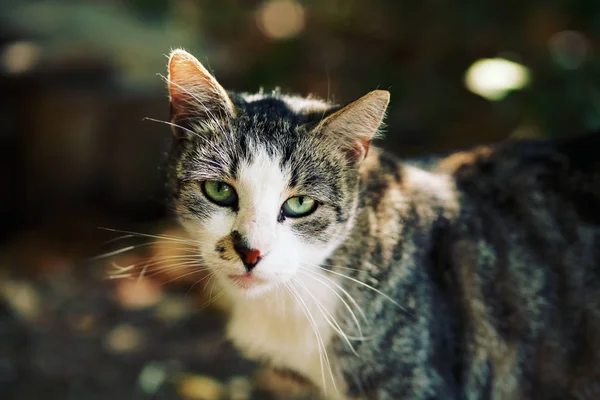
[237,148,289,194]
[223,93,335,153]
[181,92,345,198]
[238,91,332,115]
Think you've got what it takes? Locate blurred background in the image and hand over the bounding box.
[1,0,599,399]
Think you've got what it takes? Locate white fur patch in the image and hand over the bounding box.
[181,148,347,393]
[227,274,343,395]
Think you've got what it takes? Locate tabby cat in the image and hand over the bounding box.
[164,49,600,400]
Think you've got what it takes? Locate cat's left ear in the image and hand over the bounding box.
[167,49,235,133]
[317,90,390,163]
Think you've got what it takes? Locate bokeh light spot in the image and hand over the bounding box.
[1,41,40,74]
[256,0,305,40]
[464,58,531,101]
[548,30,589,70]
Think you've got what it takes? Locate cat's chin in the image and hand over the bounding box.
[220,274,278,299]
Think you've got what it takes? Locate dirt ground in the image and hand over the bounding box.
[0,221,296,400]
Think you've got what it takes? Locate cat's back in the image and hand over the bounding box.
[337,134,600,399]
[438,132,600,224]
[435,133,600,399]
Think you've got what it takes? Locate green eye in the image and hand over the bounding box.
[282,196,318,218]
[202,181,237,207]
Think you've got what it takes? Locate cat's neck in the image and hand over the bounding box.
[225,271,344,392]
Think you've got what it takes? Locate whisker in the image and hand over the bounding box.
[299,267,368,321]
[147,262,209,275]
[198,289,224,311]
[148,259,202,276]
[105,255,201,276]
[313,265,411,316]
[109,261,137,274]
[132,253,202,263]
[143,117,198,137]
[286,281,338,394]
[158,268,212,286]
[92,242,202,262]
[159,74,229,137]
[318,66,332,126]
[99,234,140,247]
[97,227,197,244]
[284,282,328,392]
[91,246,138,261]
[292,277,359,356]
[141,261,206,280]
[316,262,366,273]
[207,273,219,300]
[187,270,218,294]
[105,273,134,280]
[297,268,370,340]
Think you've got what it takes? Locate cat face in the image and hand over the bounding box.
[166,49,389,298]
[172,135,352,298]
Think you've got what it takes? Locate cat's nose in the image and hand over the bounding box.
[234,244,262,272]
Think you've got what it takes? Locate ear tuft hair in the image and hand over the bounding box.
[167,49,235,134]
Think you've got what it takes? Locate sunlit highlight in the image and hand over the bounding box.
[1,41,40,74]
[256,0,305,40]
[464,58,530,101]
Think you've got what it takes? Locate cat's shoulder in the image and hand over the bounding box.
[435,131,600,177]
[434,132,600,225]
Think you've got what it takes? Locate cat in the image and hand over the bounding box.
[163,49,600,400]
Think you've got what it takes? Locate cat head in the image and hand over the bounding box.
[166,49,389,299]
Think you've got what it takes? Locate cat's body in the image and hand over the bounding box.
[330,137,600,400]
[164,49,600,399]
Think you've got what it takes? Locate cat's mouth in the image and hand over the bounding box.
[227,273,266,289]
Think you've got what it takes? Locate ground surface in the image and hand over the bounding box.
[0,224,286,400]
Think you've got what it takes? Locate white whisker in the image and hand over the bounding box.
[93,243,201,262]
[188,270,218,295]
[143,117,198,137]
[159,267,212,285]
[106,273,134,280]
[298,268,371,341]
[92,246,136,261]
[143,261,206,278]
[286,281,338,395]
[292,277,359,356]
[198,289,225,311]
[110,261,137,273]
[159,73,230,137]
[318,262,366,273]
[284,282,328,392]
[313,265,410,314]
[97,227,197,244]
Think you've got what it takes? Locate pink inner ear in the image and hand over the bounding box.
[171,69,212,92]
[168,57,215,116]
[169,63,193,117]
[346,140,371,162]
[167,52,235,122]
[169,89,199,119]
[361,139,372,159]
[345,139,371,162]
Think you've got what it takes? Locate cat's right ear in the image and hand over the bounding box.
[316,90,390,164]
[167,49,235,135]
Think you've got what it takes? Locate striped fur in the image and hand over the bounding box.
[164,50,600,400]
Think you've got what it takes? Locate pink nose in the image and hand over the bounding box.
[234,245,262,271]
